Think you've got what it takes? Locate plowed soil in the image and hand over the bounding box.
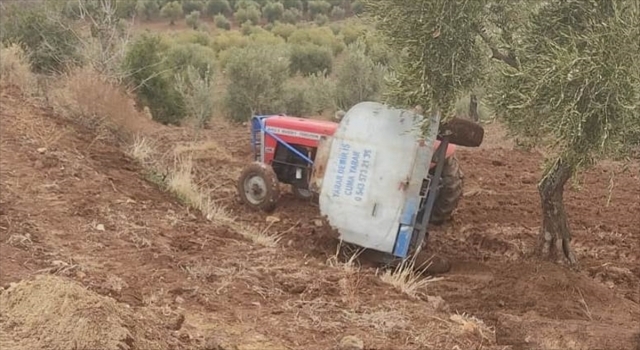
[1,85,639,350]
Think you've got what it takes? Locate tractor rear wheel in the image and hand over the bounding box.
[237,162,280,213]
[430,155,464,225]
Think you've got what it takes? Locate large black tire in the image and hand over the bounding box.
[439,117,484,147]
[430,155,464,225]
[237,162,280,213]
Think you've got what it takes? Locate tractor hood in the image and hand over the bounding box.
[310,102,439,257]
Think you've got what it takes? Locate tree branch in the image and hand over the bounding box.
[476,26,520,70]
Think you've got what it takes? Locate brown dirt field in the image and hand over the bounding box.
[1,84,640,350]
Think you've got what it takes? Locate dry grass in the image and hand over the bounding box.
[48,67,152,137]
[378,257,440,299]
[0,43,36,95]
[164,155,281,247]
[0,274,170,350]
[128,134,156,165]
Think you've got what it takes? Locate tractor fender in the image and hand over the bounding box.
[434,140,456,158]
[429,140,456,170]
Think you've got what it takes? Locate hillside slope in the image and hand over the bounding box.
[1,84,639,350]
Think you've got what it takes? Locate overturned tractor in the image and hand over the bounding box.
[237,102,483,261]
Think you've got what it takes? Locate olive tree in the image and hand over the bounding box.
[363,0,488,120]
[365,0,640,266]
[487,0,640,265]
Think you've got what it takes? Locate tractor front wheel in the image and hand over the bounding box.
[237,162,280,212]
[430,155,464,225]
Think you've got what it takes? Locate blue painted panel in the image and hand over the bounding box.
[400,196,419,225]
[393,224,413,258]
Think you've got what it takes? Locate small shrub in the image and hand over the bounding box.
[224,44,290,122]
[282,0,303,10]
[214,14,231,30]
[335,39,386,110]
[234,5,261,25]
[288,26,345,56]
[234,0,260,10]
[351,0,364,14]
[182,0,204,14]
[280,0,303,10]
[330,6,345,20]
[308,0,331,16]
[1,5,81,74]
[0,43,36,95]
[340,23,367,45]
[271,22,296,39]
[49,67,149,137]
[314,14,329,26]
[165,42,216,79]
[211,30,250,53]
[281,73,335,116]
[161,1,184,25]
[123,33,185,124]
[186,10,201,29]
[289,44,332,76]
[263,1,284,23]
[240,21,254,35]
[250,31,286,46]
[172,30,211,46]
[175,65,216,128]
[206,0,231,16]
[282,8,301,24]
[136,0,160,20]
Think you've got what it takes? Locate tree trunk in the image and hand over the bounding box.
[536,158,578,265]
[469,94,479,122]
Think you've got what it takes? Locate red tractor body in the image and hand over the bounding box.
[258,115,456,168]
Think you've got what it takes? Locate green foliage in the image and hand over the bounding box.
[136,0,160,20]
[489,0,640,166]
[161,1,184,24]
[182,0,205,13]
[339,23,366,45]
[0,4,81,74]
[281,73,336,116]
[234,0,261,10]
[165,42,216,79]
[214,14,232,29]
[186,10,201,29]
[364,0,486,116]
[263,1,285,22]
[287,26,344,55]
[123,33,185,124]
[281,0,303,9]
[235,5,261,24]
[308,0,331,16]
[223,44,290,122]
[241,21,254,35]
[289,44,332,76]
[330,6,345,20]
[175,65,216,128]
[335,39,386,110]
[211,30,250,53]
[351,0,364,14]
[360,29,394,66]
[282,8,301,23]
[206,0,232,15]
[115,0,138,18]
[314,13,329,25]
[271,22,296,39]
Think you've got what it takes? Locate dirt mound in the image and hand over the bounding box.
[0,275,180,350]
